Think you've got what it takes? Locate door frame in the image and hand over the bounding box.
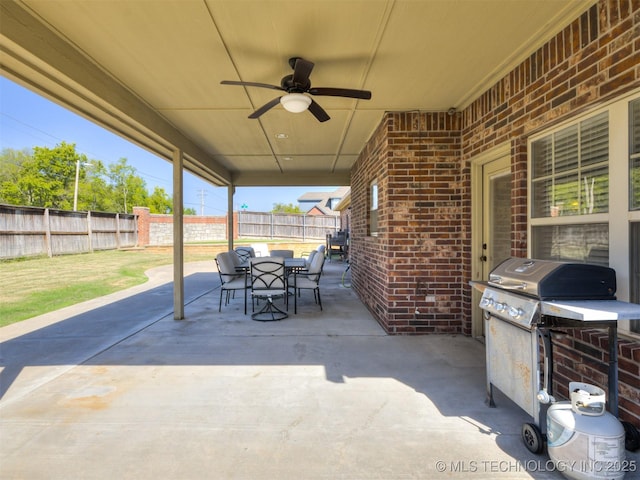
[471,143,511,338]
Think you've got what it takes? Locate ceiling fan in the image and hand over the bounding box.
[221,57,371,122]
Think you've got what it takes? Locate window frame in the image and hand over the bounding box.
[528,89,640,338]
[369,179,378,237]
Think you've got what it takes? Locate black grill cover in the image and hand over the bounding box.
[489,258,617,300]
[537,263,616,300]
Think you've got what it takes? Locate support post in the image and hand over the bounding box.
[173,149,184,320]
[227,185,234,251]
[87,211,93,252]
[44,208,52,257]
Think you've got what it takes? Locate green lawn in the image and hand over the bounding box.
[0,249,214,327]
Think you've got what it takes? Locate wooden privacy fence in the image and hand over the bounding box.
[237,211,340,240]
[0,204,137,259]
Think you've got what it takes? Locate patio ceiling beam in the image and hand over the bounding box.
[231,171,351,187]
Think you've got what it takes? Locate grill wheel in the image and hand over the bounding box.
[522,422,544,454]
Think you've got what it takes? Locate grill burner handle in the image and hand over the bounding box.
[487,280,526,290]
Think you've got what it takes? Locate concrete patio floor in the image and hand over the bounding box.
[1,260,637,479]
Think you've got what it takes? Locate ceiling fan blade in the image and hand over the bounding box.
[221,80,284,91]
[308,87,372,100]
[308,99,330,123]
[248,97,282,119]
[291,58,314,86]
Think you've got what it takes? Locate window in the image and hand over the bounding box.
[530,112,609,265]
[529,90,640,337]
[369,180,378,236]
[630,98,640,333]
[631,98,640,210]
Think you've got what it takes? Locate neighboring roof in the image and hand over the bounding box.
[334,189,351,212]
[308,204,336,216]
[297,187,349,215]
[298,187,349,203]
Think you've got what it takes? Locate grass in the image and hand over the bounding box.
[0,249,214,327]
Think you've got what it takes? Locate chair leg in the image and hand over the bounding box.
[219,288,224,312]
[251,295,288,321]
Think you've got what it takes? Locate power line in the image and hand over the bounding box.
[197,189,207,216]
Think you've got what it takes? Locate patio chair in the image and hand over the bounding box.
[228,249,243,269]
[269,249,294,258]
[234,246,255,262]
[215,251,248,314]
[251,243,269,257]
[304,250,317,269]
[250,257,288,321]
[288,250,325,313]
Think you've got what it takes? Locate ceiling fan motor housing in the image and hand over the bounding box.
[281,74,310,93]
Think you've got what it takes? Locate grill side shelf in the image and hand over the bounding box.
[541,300,640,321]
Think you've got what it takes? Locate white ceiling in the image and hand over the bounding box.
[0,0,595,187]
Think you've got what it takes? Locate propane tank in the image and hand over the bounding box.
[546,382,626,480]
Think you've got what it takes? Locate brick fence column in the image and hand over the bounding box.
[133,206,150,246]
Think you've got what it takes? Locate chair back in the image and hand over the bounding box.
[250,257,286,294]
[306,251,325,281]
[235,246,255,262]
[251,243,270,257]
[305,250,317,268]
[269,249,294,258]
[216,252,240,283]
[316,244,326,255]
[228,250,242,268]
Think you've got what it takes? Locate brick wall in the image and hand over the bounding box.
[133,207,229,246]
[351,0,640,425]
[351,113,463,334]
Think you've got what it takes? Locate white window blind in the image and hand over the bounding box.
[531,112,609,218]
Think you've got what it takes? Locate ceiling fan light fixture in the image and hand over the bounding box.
[280,93,311,113]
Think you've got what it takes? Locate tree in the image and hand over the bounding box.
[0,142,88,209]
[0,145,185,214]
[0,148,31,205]
[272,202,303,214]
[108,158,148,213]
[78,160,110,212]
[148,186,172,214]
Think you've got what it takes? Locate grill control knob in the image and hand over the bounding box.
[508,306,524,319]
[495,302,506,313]
[480,297,494,308]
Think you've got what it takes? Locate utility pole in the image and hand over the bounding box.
[197,189,207,215]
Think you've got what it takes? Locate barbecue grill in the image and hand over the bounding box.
[472,257,640,454]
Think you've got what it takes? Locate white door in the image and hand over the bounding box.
[482,157,512,280]
[472,154,512,338]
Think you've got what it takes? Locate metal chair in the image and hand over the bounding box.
[250,243,270,257]
[250,257,288,321]
[288,251,325,313]
[269,249,294,258]
[234,246,255,263]
[215,251,248,314]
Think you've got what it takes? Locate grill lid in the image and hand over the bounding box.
[488,258,616,300]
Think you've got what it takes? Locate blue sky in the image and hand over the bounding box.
[0,77,337,214]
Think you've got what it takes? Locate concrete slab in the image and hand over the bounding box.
[1,261,637,479]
